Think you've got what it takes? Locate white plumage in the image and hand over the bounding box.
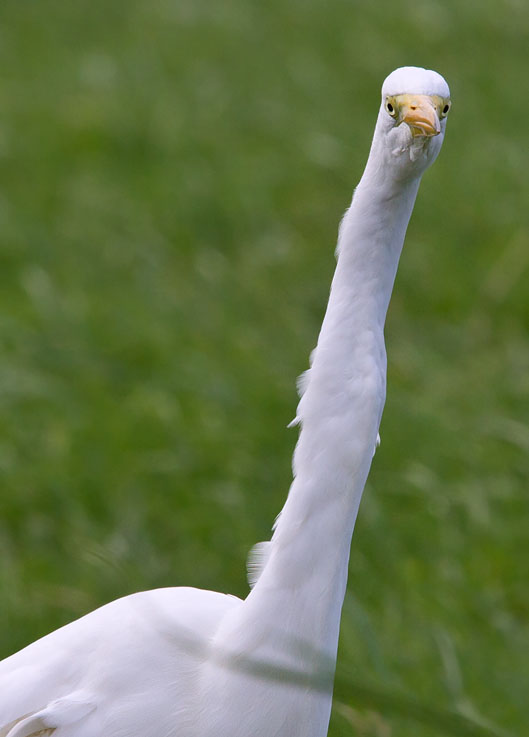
[0,66,450,737]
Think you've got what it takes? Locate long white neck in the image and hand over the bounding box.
[217,129,424,681]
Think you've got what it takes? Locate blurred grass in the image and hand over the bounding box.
[0,0,527,734]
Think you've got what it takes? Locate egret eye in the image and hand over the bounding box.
[440,101,451,117]
[385,98,397,118]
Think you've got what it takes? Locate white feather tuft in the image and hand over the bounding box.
[5,693,95,737]
[296,368,312,398]
[246,541,272,588]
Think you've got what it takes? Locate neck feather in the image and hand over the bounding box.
[233,142,423,670]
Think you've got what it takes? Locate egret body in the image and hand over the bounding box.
[0,66,451,737]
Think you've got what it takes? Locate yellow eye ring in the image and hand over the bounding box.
[440,100,451,118]
[385,97,397,118]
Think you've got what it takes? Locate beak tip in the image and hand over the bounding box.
[405,119,441,138]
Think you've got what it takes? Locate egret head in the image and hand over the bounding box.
[375,66,451,174]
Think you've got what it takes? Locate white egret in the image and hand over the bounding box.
[0,66,451,737]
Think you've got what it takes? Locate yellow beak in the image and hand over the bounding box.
[395,94,441,137]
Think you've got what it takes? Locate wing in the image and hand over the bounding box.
[0,608,95,736]
[0,587,241,737]
[1,692,95,737]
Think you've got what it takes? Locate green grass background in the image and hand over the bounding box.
[0,1,527,735]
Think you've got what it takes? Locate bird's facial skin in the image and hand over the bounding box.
[384,93,451,137]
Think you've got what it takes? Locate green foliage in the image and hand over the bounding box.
[0,1,527,734]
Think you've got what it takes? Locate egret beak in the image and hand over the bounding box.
[396,94,441,137]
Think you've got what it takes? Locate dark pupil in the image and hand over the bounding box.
[443,104,450,114]
[387,103,393,113]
